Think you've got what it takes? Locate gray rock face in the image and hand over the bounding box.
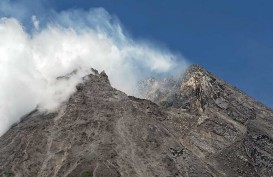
[0,65,273,177]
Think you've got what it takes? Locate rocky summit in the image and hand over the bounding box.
[0,65,273,177]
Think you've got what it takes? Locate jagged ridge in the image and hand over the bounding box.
[0,65,273,177]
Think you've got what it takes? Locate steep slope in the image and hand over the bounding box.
[141,65,273,176]
[0,65,272,177]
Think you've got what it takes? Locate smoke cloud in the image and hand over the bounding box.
[0,2,189,136]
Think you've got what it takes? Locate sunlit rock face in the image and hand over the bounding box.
[0,65,273,177]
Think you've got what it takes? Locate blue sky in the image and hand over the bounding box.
[2,0,273,108]
[50,0,273,108]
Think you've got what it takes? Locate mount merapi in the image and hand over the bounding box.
[0,65,273,177]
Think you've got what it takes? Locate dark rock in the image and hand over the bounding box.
[0,65,273,177]
[56,69,78,80]
[91,68,99,75]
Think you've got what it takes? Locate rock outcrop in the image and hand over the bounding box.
[0,65,273,177]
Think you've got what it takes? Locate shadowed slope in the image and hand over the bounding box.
[0,65,272,177]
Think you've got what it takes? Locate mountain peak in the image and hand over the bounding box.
[1,66,273,176]
[139,64,217,112]
[185,64,206,74]
[181,64,213,89]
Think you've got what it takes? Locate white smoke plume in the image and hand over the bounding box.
[0,2,189,136]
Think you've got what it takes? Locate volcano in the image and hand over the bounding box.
[0,65,272,177]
